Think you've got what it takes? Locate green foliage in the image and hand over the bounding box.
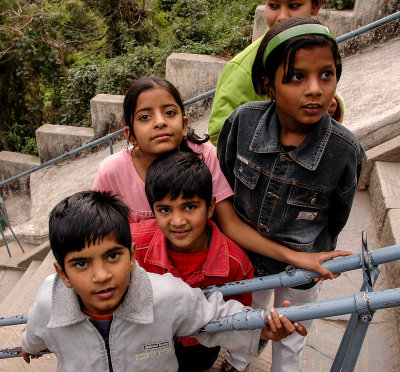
[325,0,355,10]
[1,0,262,154]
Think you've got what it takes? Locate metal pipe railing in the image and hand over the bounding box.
[1,11,399,191]
[1,244,399,328]
[202,244,400,297]
[1,287,399,359]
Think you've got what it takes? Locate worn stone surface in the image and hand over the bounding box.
[369,161,400,237]
[166,53,227,122]
[0,151,40,195]
[359,134,400,190]
[90,94,125,139]
[36,124,94,163]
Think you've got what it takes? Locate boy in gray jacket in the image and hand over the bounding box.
[22,190,305,372]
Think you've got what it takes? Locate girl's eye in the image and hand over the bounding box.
[291,73,304,81]
[138,114,150,121]
[322,71,334,79]
[165,109,176,117]
[267,4,279,10]
[289,4,302,10]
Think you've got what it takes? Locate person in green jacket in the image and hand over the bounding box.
[208,0,346,148]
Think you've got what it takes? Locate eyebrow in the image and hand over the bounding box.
[135,103,179,115]
[66,246,125,263]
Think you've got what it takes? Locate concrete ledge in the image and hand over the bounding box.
[0,151,40,194]
[166,53,227,121]
[359,134,400,190]
[15,241,51,269]
[90,94,125,139]
[36,124,94,163]
[368,161,400,237]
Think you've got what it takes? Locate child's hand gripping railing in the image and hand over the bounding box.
[1,232,400,371]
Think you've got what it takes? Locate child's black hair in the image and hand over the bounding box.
[123,76,209,152]
[145,151,213,212]
[252,17,342,97]
[49,191,132,272]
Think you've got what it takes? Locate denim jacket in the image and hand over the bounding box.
[218,101,366,276]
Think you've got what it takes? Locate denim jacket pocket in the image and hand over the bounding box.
[279,184,331,244]
[232,155,260,223]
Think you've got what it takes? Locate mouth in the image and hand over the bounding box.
[152,133,172,141]
[172,230,190,238]
[302,103,323,115]
[94,287,115,299]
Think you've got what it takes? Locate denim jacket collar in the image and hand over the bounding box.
[47,263,154,328]
[250,103,332,171]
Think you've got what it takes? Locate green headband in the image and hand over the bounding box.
[262,24,337,67]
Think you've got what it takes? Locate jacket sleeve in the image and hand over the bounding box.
[22,277,53,354]
[208,62,260,147]
[217,111,240,191]
[173,280,263,357]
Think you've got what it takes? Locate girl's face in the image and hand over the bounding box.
[266,46,337,132]
[265,0,321,29]
[127,87,188,161]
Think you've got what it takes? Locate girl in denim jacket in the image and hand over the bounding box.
[218,18,366,372]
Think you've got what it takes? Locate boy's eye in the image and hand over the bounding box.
[267,3,279,10]
[158,207,171,214]
[74,261,88,269]
[184,204,196,211]
[108,252,121,261]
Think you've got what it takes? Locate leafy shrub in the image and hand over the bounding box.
[325,0,355,10]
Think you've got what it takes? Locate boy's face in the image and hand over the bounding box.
[54,234,135,315]
[265,1,321,29]
[153,193,216,253]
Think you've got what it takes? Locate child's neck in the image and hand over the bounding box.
[279,124,314,147]
[131,147,156,181]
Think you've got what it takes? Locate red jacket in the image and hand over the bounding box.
[131,219,253,306]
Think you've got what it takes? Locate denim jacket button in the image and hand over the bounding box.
[279,154,287,162]
[267,191,273,198]
[311,197,317,205]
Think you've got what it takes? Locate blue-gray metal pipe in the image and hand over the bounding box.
[0,130,124,189]
[0,314,27,327]
[1,245,399,328]
[2,288,399,359]
[336,11,400,43]
[193,287,400,336]
[203,245,400,297]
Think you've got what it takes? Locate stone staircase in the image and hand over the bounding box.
[0,1,400,371]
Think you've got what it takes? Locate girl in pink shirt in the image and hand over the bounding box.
[93,76,346,280]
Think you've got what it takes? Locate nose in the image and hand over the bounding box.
[305,76,323,97]
[170,210,186,227]
[92,262,112,283]
[153,112,167,129]
[276,7,290,23]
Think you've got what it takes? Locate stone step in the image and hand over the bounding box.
[0,260,41,311]
[0,251,57,371]
[0,269,24,304]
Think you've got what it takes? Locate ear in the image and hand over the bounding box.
[311,1,322,16]
[124,126,136,145]
[182,116,189,137]
[263,77,275,101]
[54,262,73,289]
[207,197,216,219]
[129,243,136,272]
